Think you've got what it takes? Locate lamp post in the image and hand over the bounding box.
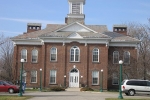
[100,69,103,92]
[40,68,42,91]
[81,76,83,87]
[18,59,25,97]
[64,75,66,88]
[118,60,123,99]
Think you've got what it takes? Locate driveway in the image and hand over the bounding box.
[1,91,150,100]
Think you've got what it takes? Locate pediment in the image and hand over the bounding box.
[55,22,97,33]
[68,32,83,38]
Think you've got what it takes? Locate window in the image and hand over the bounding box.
[92,71,99,85]
[31,70,37,83]
[21,49,27,62]
[123,51,130,64]
[92,48,99,62]
[50,70,56,84]
[112,73,119,85]
[113,51,119,64]
[31,49,38,63]
[72,3,80,14]
[22,70,26,83]
[70,46,80,62]
[50,47,57,61]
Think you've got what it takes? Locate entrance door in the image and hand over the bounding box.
[69,68,79,87]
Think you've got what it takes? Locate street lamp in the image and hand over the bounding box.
[100,69,103,92]
[118,60,123,99]
[81,76,83,87]
[64,75,66,88]
[18,59,25,97]
[40,68,42,91]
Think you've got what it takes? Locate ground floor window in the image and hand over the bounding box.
[50,70,57,84]
[92,71,99,85]
[31,70,37,83]
[112,73,118,85]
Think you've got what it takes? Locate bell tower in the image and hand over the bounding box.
[65,0,85,24]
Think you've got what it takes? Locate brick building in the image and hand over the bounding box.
[11,0,140,90]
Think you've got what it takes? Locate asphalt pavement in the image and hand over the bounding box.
[1,88,150,100]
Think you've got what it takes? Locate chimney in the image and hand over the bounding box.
[113,25,127,35]
[27,23,41,33]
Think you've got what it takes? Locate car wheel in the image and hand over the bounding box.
[125,93,129,96]
[8,88,14,94]
[128,90,135,96]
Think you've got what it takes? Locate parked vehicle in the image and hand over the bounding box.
[0,80,19,93]
[122,79,150,96]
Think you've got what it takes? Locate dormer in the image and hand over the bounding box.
[65,0,85,24]
[27,23,41,33]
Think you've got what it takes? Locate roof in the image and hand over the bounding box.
[11,23,108,39]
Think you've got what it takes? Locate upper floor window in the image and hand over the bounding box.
[50,47,57,61]
[92,48,99,62]
[113,51,119,64]
[123,51,130,64]
[31,70,37,83]
[31,49,38,63]
[50,70,57,84]
[92,70,99,85]
[70,46,80,62]
[21,49,27,62]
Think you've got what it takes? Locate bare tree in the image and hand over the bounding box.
[0,34,14,81]
[127,19,150,80]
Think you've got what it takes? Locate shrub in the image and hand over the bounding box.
[50,86,65,91]
[80,87,94,91]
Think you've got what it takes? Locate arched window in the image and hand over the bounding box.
[50,47,57,61]
[21,49,27,62]
[123,51,130,64]
[31,49,38,63]
[113,51,119,64]
[92,48,99,62]
[70,46,80,62]
[92,70,99,85]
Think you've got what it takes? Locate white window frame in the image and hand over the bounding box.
[70,46,80,62]
[50,47,57,61]
[31,49,38,63]
[31,70,37,83]
[113,51,119,64]
[123,51,130,64]
[92,48,99,62]
[50,70,57,84]
[92,71,99,85]
[21,49,27,62]
[112,73,119,85]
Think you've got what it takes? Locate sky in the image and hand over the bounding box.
[0,0,150,37]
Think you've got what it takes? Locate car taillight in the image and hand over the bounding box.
[122,86,125,90]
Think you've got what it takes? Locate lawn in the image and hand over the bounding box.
[0,96,32,100]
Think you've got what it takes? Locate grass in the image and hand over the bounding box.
[106,98,150,100]
[0,96,32,100]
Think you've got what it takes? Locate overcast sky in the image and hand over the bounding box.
[0,0,150,37]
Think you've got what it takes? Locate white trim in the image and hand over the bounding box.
[92,48,99,62]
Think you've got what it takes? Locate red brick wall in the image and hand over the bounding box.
[13,42,137,90]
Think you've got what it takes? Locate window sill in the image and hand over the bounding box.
[92,62,100,64]
[70,61,80,63]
